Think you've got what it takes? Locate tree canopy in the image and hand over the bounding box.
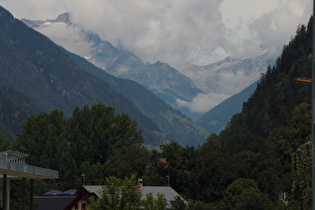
[16,103,150,190]
[88,175,168,210]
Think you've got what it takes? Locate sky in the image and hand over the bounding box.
[1,0,312,67]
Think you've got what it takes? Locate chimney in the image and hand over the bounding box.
[138,179,143,190]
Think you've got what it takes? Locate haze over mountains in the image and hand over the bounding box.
[22,13,276,121]
[22,13,203,119]
[0,6,209,147]
[0,6,281,148]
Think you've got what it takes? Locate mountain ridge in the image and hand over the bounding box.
[66,49,209,146]
[0,6,208,147]
[22,13,277,121]
[21,14,203,119]
[0,6,163,146]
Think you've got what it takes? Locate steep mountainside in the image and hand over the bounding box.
[220,19,312,139]
[196,81,258,135]
[66,50,209,147]
[22,14,203,118]
[0,7,164,146]
[0,7,208,147]
[0,84,37,140]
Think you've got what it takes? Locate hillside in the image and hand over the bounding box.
[0,6,164,146]
[66,50,209,147]
[220,19,312,139]
[196,81,258,134]
[0,7,208,147]
[21,14,203,119]
[0,84,37,140]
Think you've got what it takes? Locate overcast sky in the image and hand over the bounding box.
[1,0,312,68]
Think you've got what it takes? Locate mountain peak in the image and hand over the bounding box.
[21,12,71,29]
[55,13,70,24]
[55,12,70,23]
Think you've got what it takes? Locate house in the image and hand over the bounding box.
[0,150,59,210]
[64,179,187,210]
[64,186,102,210]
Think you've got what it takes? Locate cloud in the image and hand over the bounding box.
[38,23,91,56]
[219,0,312,58]
[1,0,313,115]
[2,0,312,68]
[176,67,259,113]
[176,92,230,113]
[1,0,65,19]
[63,0,226,67]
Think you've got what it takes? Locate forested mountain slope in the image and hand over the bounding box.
[0,84,37,140]
[173,17,313,207]
[67,50,209,147]
[196,81,258,135]
[220,20,311,139]
[0,7,163,146]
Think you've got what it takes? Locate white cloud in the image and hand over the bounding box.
[1,0,313,115]
[176,66,259,113]
[2,0,312,67]
[219,0,312,58]
[176,92,230,113]
[39,24,91,56]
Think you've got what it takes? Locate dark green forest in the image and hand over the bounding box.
[0,7,314,210]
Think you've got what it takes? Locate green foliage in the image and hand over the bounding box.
[64,104,149,181]
[79,161,107,185]
[268,103,311,166]
[68,51,208,147]
[0,130,13,151]
[171,195,187,210]
[88,175,142,210]
[16,103,150,191]
[221,21,312,139]
[17,109,66,170]
[185,199,216,210]
[209,18,314,208]
[88,175,168,210]
[291,139,312,209]
[144,142,195,193]
[220,178,273,210]
[65,104,133,166]
[143,193,168,210]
